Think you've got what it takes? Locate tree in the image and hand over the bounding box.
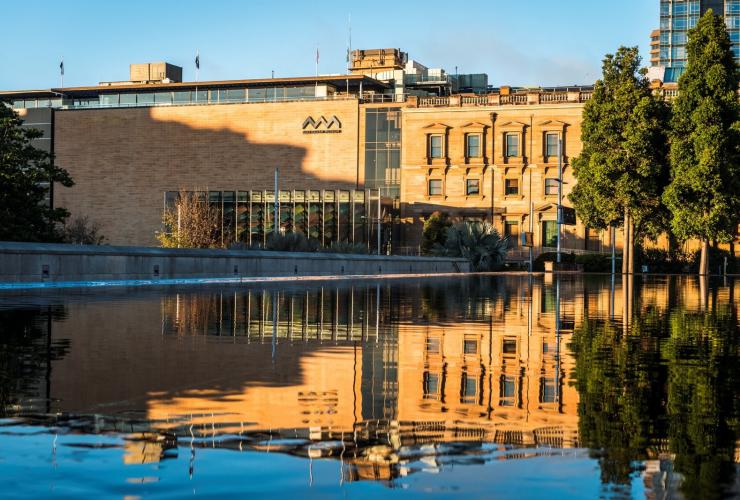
[157,189,222,248]
[420,211,451,255]
[569,47,670,274]
[62,215,105,245]
[0,103,73,242]
[664,10,740,276]
[431,221,508,271]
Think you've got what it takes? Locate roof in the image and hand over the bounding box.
[0,74,388,99]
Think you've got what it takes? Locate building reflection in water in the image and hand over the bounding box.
[0,276,737,495]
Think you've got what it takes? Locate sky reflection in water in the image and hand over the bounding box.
[0,275,737,498]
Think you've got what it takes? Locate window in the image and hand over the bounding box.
[505,221,519,247]
[465,178,480,196]
[120,93,137,105]
[539,378,557,404]
[499,375,516,406]
[466,134,481,158]
[542,220,558,248]
[423,372,441,400]
[502,339,517,355]
[505,133,519,157]
[426,336,440,354]
[463,339,478,355]
[428,179,443,196]
[429,135,443,158]
[545,178,559,196]
[461,373,478,404]
[545,132,560,159]
[505,178,519,196]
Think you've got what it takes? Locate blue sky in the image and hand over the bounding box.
[0,0,657,90]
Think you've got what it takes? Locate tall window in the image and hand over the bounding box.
[545,178,559,196]
[505,178,519,196]
[429,135,443,159]
[465,178,480,195]
[461,373,478,404]
[505,133,519,157]
[466,134,481,158]
[423,371,441,400]
[428,179,443,196]
[543,220,558,247]
[504,221,519,247]
[545,132,560,159]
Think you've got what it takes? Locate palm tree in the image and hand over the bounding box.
[431,221,508,271]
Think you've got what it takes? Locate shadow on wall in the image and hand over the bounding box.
[53,104,359,246]
[399,200,595,252]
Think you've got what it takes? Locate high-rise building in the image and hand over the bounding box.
[655,0,740,82]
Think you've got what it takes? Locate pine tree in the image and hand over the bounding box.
[570,47,670,274]
[664,9,740,276]
[0,103,73,242]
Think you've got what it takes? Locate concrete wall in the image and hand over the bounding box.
[0,242,469,283]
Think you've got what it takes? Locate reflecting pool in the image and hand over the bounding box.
[0,275,737,498]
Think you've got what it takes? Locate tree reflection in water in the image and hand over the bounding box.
[572,276,739,499]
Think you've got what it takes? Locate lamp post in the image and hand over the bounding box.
[274,168,280,237]
[556,138,563,264]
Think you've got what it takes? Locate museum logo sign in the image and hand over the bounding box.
[302,115,342,134]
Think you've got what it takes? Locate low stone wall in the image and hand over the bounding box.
[0,242,470,283]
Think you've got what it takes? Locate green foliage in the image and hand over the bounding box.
[421,211,451,255]
[322,241,369,254]
[0,102,74,242]
[264,232,320,252]
[157,190,222,248]
[570,46,670,238]
[664,10,740,245]
[431,221,508,271]
[62,216,106,245]
[635,247,691,273]
[575,253,614,272]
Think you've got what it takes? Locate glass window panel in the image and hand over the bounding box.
[545,178,559,195]
[423,372,440,399]
[249,88,267,101]
[194,90,207,102]
[466,134,481,157]
[225,88,245,101]
[100,94,119,106]
[464,339,478,354]
[120,94,137,105]
[505,133,519,157]
[173,91,191,103]
[546,132,559,158]
[466,178,480,195]
[136,93,154,104]
[154,92,172,104]
[505,178,519,196]
[429,135,443,158]
[428,179,442,196]
[37,99,51,108]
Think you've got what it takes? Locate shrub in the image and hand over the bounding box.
[264,232,320,252]
[431,221,508,271]
[323,241,369,254]
[157,190,222,249]
[421,211,451,255]
[62,216,105,245]
[575,253,615,273]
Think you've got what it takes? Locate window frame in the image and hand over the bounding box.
[545,131,560,161]
[544,177,559,196]
[465,133,482,159]
[465,178,480,196]
[428,178,443,197]
[428,134,444,159]
[504,132,520,158]
[504,177,520,196]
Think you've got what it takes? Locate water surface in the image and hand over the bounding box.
[0,275,737,498]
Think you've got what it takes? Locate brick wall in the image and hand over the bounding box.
[54,100,360,246]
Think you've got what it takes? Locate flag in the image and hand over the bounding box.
[195,51,200,70]
[60,59,64,76]
[346,47,350,63]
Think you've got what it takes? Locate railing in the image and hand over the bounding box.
[418,96,451,107]
[360,93,407,104]
[461,95,491,105]
[58,94,359,111]
[540,92,568,103]
[500,94,528,105]
[579,92,593,101]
